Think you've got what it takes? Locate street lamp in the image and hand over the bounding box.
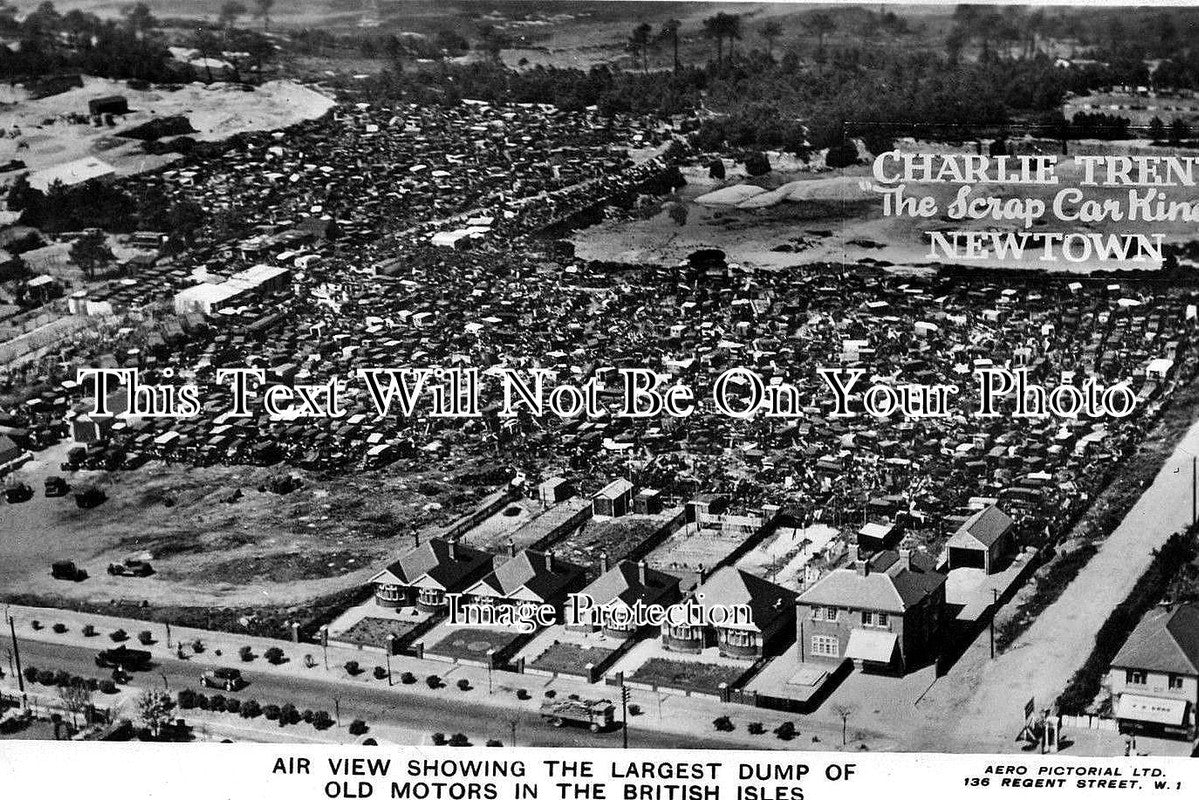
[487,648,495,694]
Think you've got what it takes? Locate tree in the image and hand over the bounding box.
[478,25,510,63]
[831,703,854,746]
[701,15,724,65]
[58,683,92,728]
[803,11,836,62]
[219,1,247,29]
[628,22,652,73]
[1170,118,1190,145]
[136,689,173,739]
[191,27,222,82]
[1148,116,1166,142]
[761,20,783,58]
[657,19,681,73]
[252,0,274,32]
[69,229,112,280]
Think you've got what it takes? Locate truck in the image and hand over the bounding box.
[539,697,615,733]
[94,645,152,671]
[44,476,69,497]
[107,558,154,577]
[3,482,33,504]
[200,667,246,691]
[50,560,87,581]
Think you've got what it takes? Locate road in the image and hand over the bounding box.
[9,637,749,750]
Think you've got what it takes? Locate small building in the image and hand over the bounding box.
[88,95,129,117]
[1107,603,1198,740]
[538,476,574,506]
[947,505,1015,574]
[856,521,900,552]
[592,478,634,518]
[369,538,493,612]
[633,488,662,516]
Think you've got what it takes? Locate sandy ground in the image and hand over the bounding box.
[0,77,334,179]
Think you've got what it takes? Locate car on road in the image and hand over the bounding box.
[94,645,152,671]
[107,558,154,577]
[539,697,615,732]
[200,667,246,691]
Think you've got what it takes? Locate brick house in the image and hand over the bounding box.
[661,567,796,659]
[1107,603,1198,740]
[796,546,947,675]
[369,537,494,612]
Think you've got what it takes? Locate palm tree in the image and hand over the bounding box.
[658,19,681,73]
[761,19,783,58]
[803,11,836,61]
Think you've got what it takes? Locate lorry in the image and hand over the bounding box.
[107,558,154,577]
[200,667,246,691]
[50,560,87,581]
[539,697,615,733]
[94,645,152,671]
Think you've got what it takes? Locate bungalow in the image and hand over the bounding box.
[369,537,494,612]
[570,556,680,638]
[947,505,1015,573]
[464,549,588,625]
[797,546,947,675]
[661,567,797,659]
[1107,603,1198,740]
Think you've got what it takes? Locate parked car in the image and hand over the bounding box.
[539,698,615,732]
[75,486,107,509]
[50,560,87,581]
[107,558,154,577]
[44,476,69,497]
[94,645,152,671]
[200,667,246,691]
[4,482,33,503]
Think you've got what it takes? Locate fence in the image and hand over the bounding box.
[1060,714,1119,732]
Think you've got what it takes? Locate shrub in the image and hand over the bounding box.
[177,689,197,710]
[373,666,388,680]
[225,698,241,714]
[713,716,734,732]
[773,721,796,741]
[30,620,42,631]
[52,623,68,634]
[448,733,470,747]
[303,653,317,668]
[516,688,530,700]
[747,722,765,735]
[743,151,771,176]
[344,660,360,676]
[195,693,210,710]
[486,739,502,747]
[348,719,369,736]
[628,703,642,716]
[99,680,117,695]
[431,732,447,745]
[825,141,860,169]
[86,677,100,692]
[239,646,254,663]
[36,670,55,685]
[301,709,315,724]
[82,624,96,637]
[262,704,281,721]
[53,670,70,687]
[544,690,556,699]
[22,667,37,685]
[311,710,333,730]
[240,699,262,719]
[110,629,128,643]
[425,675,441,689]
[137,631,154,646]
[708,158,726,180]
[263,646,285,665]
[400,671,416,685]
[456,678,471,691]
[210,694,227,713]
[280,703,300,726]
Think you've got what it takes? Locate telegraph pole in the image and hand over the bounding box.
[990,588,999,659]
[9,615,24,695]
[620,674,630,750]
[1192,456,1196,525]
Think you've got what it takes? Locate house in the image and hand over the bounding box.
[797,546,947,675]
[569,556,680,638]
[369,538,494,612]
[538,476,574,505]
[633,488,662,515]
[947,505,1015,573]
[464,549,588,625]
[857,521,900,552]
[661,567,797,659]
[592,478,634,517]
[1107,603,1199,740]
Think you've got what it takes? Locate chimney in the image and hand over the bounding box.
[638,559,648,585]
[855,555,870,577]
[847,544,859,565]
[599,552,610,573]
[545,551,555,572]
[695,564,705,586]
[507,539,516,558]
[898,548,911,570]
[447,538,458,561]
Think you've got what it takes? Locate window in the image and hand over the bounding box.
[1169,674,1185,691]
[811,635,840,658]
[724,630,754,648]
[1126,669,1147,685]
[861,611,890,628]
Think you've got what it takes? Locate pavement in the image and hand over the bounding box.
[0,603,859,750]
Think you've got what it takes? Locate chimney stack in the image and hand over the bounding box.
[447,538,458,561]
[695,564,705,586]
[599,552,610,573]
[847,544,859,565]
[638,559,648,585]
[898,548,911,570]
[545,551,555,572]
[507,538,516,558]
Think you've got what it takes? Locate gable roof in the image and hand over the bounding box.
[468,549,586,603]
[369,537,493,591]
[798,550,946,614]
[583,560,679,607]
[1111,604,1199,676]
[949,505,1014,549]
[686,567,797,632]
